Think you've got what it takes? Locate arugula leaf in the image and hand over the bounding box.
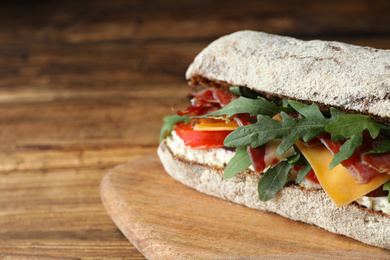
[286,150,312,183]
[257,148,312,201]
[330,134,345,143]
[325,114,381,139]
[327,108,347,142]
[329,133,363,169]
[287,151,301,164]
[289,101,330,126]
[288,103,346,143]
[380,126,390,138]
[258,161,293,201]
[224,112,326,156]
[229,86,259,99]
[281,99,290,108]
[329,107,347,118]
[383,181,390,203]
[159,114,190,142]
[296,165,312,183]
[365,140,390,154]
[195,96,290,119]
[223,146,251,180]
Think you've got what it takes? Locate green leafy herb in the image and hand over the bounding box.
[287,150,301,164]
[159,114,190,142]
[258,161,293,201]
[329,133,363,169]
[223,146,251,180]
[329,107,347,118]
[365,140,390,154]
[380,126,390,138]
[281,99,290,108]
[330,134,345,143]
[229,86,242,96]
[325,114,382,139]
[289,101,330,126]
[296,165,312,184]
[224,112,327,156]
[383,181,390,203]
[229,86,259,99]
[286,150,312,183]
[195,96,291,119]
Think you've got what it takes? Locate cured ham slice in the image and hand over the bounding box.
[177,88,237,116]
[247,146,267,173]
[363,153,390,173]
[318,133,382,184]
[247,141,295,173]
[361,136,390,173]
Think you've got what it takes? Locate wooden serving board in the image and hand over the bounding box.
[100,153,390,259]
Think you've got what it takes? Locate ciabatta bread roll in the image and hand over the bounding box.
[158,31,390,250]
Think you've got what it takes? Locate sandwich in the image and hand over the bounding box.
[157,30,390,250]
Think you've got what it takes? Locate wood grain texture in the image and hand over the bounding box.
[101,153,390,259]
[0,0,389,258]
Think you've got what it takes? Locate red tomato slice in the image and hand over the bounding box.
[305,168,319,184]
[174,122,232,148]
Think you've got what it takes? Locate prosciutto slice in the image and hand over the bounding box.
[247,141,290,173]
[177,88,237,116]
[247,146,267,173]
[361,136,390,173]
[234,115,294,173]
[317,132,384,184]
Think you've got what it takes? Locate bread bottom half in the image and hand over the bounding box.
[158,141,390,250]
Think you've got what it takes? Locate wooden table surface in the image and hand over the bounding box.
[1,1,390,259]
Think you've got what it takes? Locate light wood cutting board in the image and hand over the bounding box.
[100,153,390,259]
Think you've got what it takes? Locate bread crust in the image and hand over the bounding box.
[158,141,390,250]
[186,31,390,123]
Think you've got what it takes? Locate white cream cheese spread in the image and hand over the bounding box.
[355,196,390,215]
[166,131,235,168]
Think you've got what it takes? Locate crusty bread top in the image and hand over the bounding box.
[186,30,390,121]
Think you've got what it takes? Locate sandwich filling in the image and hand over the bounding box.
[165,132,390,215]
[160,86,390,212]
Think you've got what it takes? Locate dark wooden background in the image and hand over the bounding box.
[0,0,389,258]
